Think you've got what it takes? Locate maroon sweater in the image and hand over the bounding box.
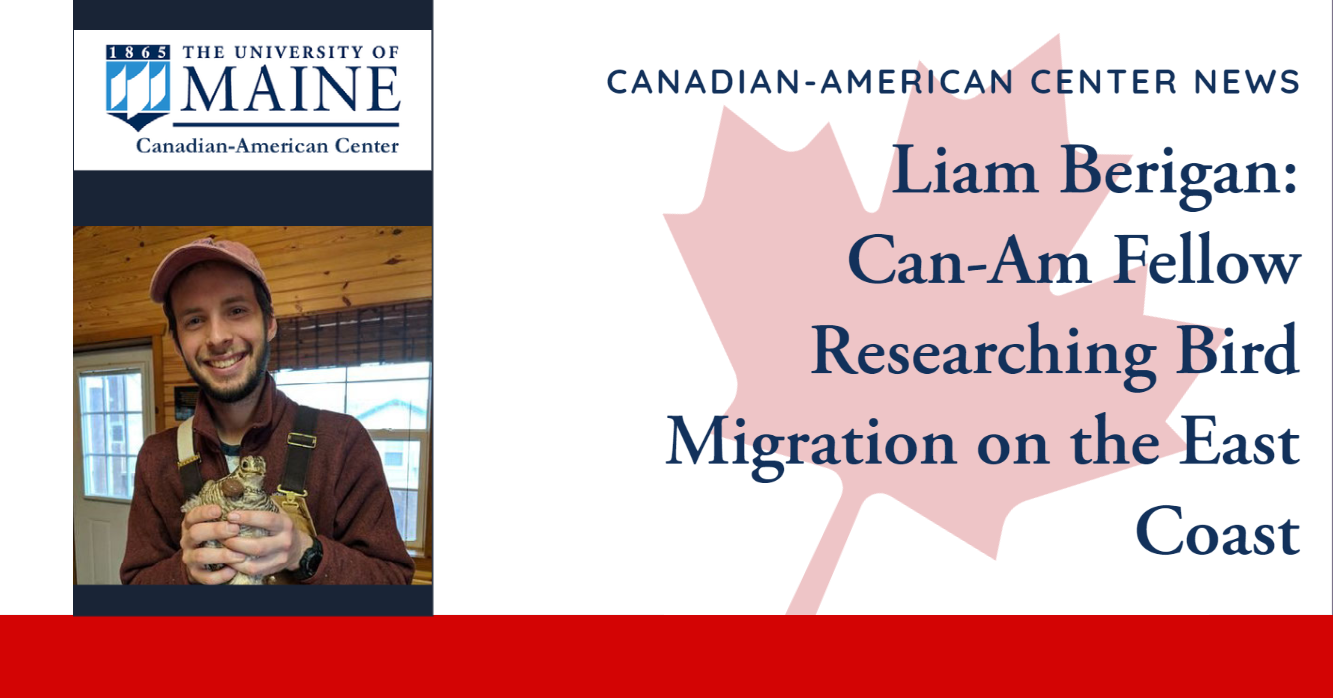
[120,376,415,584]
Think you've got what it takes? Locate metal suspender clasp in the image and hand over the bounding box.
[276,485,309,498]
[276,485,308,514]
[176,454,201,468]
[287,432,317,449]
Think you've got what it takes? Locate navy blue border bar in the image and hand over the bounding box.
[74,585,432,616]
[75,0,432,31]
[74,171,431,225]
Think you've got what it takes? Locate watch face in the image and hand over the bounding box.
[302,539,323,577]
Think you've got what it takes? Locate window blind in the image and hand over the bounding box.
[271,300,432,371]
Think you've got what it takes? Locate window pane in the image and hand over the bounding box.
[106,375,126,412]
[111,456,128,499]
[83,455,96,498]
[278,383,347,413]
[347,361,430,382]
[389,488,418,542]
[125,372,143,412]
[81,376,104,412]
[374,439,412,489]
[407,440,421,485]
[348,379,428,430]
[127,414,145,454]
[89,455,108,497]
[82,414,105,456]
[273,366,347,386]
[108,413,127,455]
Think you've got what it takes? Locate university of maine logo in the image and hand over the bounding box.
[106,44,170,131]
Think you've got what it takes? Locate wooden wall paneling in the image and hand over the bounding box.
[75,226,430,332]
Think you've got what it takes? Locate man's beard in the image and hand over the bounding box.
[186,337,271,404]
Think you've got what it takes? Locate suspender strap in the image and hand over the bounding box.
[176,416,204,498]
[280,405,319,496]
[275,405,320,550]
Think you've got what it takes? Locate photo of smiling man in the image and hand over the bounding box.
[74,227,432,588]
[125,237,413,585]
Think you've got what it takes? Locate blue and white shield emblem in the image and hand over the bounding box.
[106,45,171,131]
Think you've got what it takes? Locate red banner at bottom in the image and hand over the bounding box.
[9,615,1328,693]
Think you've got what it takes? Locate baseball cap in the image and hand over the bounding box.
[149,237,270,304]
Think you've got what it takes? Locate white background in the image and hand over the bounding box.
[73,30,432,171]
[438,1,1332,613]
[3,1,1327,614]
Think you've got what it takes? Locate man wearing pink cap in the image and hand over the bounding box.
[120,238,414,585]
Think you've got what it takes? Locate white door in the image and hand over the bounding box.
[73,346,155,585]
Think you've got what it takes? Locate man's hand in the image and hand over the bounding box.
[181,504,245,585]
[221,509,314,579]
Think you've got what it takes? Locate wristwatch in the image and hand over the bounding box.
[291,536,323,581]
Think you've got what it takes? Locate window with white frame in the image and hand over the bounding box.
[272,361,430,548]
[78,369,146,500]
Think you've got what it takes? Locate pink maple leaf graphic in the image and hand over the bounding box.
[665,37,1215,614]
